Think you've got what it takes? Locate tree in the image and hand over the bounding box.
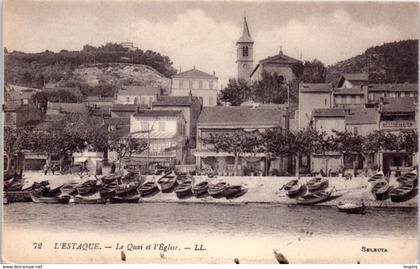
[218,78,253,106]
[201,131,260,176]
[398,130,418,154]
[264,127,320,178]
[108,136,149,171]
[253,71,289,104]
[302,59,327,83]
[313,131,336,175]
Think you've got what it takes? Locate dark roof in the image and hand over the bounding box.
[45,114,65,122]
[47,102,88,114]
[237,16,253,43]
[133,110,183,118]
[106,117,130,125]
[198,106,286,127]
[333,88,365,95]
[380,97,417,113]
[345,108,378,125]
[84,96,115,102]
[172,68,217,79]
[300,83,333,93]
[119,86,160,96]
[312,108,347,118]
[368,83,418,92]
[152,95,201,106]
[111,104,148,112]
[259,51,301,65]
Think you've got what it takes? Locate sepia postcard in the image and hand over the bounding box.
[2,0,419,264]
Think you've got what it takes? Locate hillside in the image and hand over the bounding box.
[326,40,418,85]
[72,63,170,89]
[4,43,176,97]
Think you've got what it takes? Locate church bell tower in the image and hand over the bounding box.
[236,17,254,82]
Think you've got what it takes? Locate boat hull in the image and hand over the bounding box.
[30,194,70,204]
[109,195,140,204]
[74,196,107,204]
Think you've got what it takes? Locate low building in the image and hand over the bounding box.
[336,73,368,89]
[195,106,289,176]
[128,110,187,170]
[116,85,160,107]
[83,96,115,106]
[367,83,418,103]
[170,68,218,107]
[333,87,367,109]
[46,102,88,115]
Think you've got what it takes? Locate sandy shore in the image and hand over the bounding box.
[19,171,418,208]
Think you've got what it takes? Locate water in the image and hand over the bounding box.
[3,203,418,263]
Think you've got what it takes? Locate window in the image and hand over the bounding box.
[141,96,146,105]
[355,96,360,104]
[209,81,214,89]
[134,97,138,104]
[199,80,203,89]
[369,93,374,101]
[389,92,396,98]
[409,92,414,97]
[148,96,153,106]
[189,80,193,89]
[158,121,166,132]
[354,127,358,135]
[242,46,249,57]
[126,97,130,103]
[346,96,351,104]
[400,92,405,97]
[209,96,214,106]
[179,80,184,88]
[324,98,327,105]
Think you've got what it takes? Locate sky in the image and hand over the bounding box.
[4,0,419,87]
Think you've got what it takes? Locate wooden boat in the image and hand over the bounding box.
[115,181,141,196]
[157,176,178,193]
[368,171,385,182]
[101,174,122,184]
[74,195,107,204]
[390,183,416,203]
[225,185,248,199]
[175,179,193,198]
[306,177,329,192]
[138,181,159,197]
[6,180,24,191]
[76,180,98,196]
[371,180,392,201]
[99,182,117,198]
[60,182,79,195]
[121,172,141,183]
[109,194,141,204]
[287,184,307,199]
[296,189,333,205]
[208,182,229,198]
[192,181,209,197]
[30,193,70,204]
[397,170,418,187]
[4,191,32,202]
[337,201,365,214]
[283,179,298,191]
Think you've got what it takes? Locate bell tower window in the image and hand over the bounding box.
[242,46,249,57]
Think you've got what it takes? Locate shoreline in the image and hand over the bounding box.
[12,172,419,208]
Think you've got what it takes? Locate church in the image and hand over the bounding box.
[236,17,302,83]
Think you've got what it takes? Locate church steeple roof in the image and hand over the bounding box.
[237,16,253,44]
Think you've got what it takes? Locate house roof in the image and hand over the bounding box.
[172,68,217,79]
[47,102,88,114]
[152,95,201,107]
[300,83,333,93]
[106,117,130,125]
[368,83,418,92]
[259,51,301,65]
[133,110,183,118]
[109,126,130,139]
[380,97,417,113]
[111,104,148,112]
[84,96,115,102]
[118,85,160,96]
[237,16,253,43]
[197,106,286,127]
[312,108,347,118]
[345,108,378,125]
